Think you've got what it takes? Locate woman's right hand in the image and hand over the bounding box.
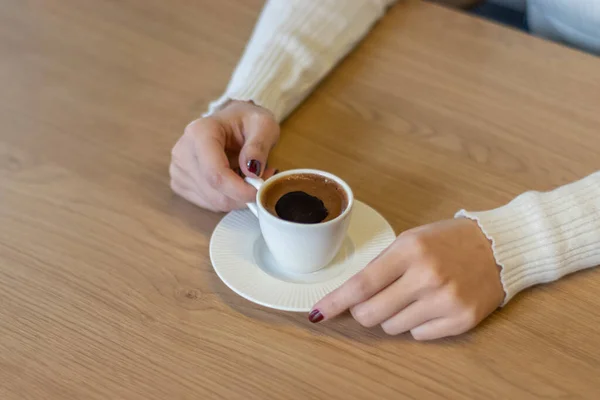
[170,100,280,212]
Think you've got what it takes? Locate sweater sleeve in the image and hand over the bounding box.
[456,172,600,305]
[205,0,397,122]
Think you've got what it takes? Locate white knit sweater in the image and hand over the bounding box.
[206,0,600,305]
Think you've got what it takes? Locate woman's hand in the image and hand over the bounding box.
[310,218,505,340]
[170,100,280,212]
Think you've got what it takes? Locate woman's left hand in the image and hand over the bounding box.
[309,218,505,340]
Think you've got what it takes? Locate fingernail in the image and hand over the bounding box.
[308,309,324,323]
[274,169,280,175]
[247,159,261,175]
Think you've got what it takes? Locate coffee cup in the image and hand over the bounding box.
[244,169,354,274]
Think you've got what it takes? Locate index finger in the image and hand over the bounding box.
[194,128,256,203]
[309,245,407,323]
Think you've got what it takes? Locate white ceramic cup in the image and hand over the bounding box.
[244,169,354,274]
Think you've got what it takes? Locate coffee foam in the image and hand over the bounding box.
[261,174,348,223]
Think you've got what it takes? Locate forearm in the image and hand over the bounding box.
[457,172,600,304]
[206,0,397,122]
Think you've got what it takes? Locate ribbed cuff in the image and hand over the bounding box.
[204,87,282,122]
[456,172,600,305]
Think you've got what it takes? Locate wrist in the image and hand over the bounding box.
[466,218,505,307]
[208,97,277,121]
[216,99,255,112]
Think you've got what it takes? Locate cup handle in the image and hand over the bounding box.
[244,177,264,218]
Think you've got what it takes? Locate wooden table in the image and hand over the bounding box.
[2,1,600,398]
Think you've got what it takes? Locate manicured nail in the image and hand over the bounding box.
[308,309,324,323]
[247,159,261,176]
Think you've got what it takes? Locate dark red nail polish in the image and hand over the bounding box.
[308,309,324,323]
[247,159,261,175]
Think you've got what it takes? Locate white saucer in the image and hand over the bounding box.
[209,200,396,312]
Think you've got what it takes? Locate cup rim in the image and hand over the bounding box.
[256,168,354,228]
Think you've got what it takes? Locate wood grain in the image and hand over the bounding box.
[1,0,600,399]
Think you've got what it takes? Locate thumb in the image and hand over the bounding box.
[239,113,280,178]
